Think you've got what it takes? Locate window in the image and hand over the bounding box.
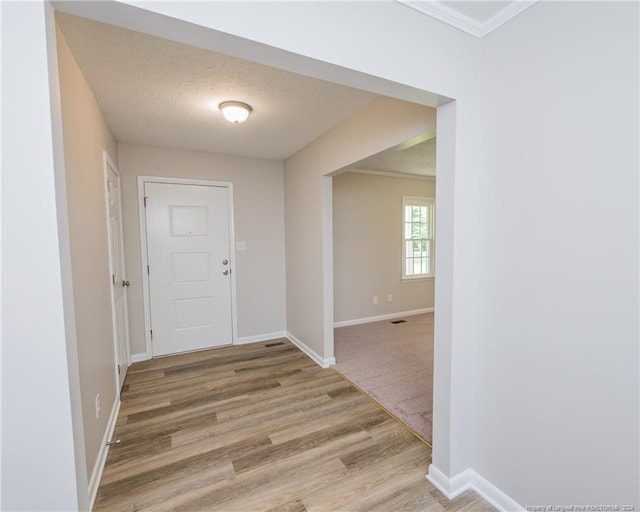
[402,196,435,279]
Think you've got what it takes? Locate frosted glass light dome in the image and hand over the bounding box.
[219,101,252,124]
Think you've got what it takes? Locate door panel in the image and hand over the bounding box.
[145,182,233,356]
[105,158,130,390]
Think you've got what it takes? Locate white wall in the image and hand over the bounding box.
[1,2,88,509]
[473,2,639,505]
[117,143,286,355]
[333,171,435,323]
[56,23,120,481]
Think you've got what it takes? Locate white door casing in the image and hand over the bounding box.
[104,153,130,390]
[143,180,234,356]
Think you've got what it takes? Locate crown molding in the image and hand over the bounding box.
[349,169,435,180]
[397,1,538,38]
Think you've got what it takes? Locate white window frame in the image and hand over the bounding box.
[402,196,435,280]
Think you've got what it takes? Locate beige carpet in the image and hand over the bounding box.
[333,313,433,442]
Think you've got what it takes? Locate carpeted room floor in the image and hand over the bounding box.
[333,313,433,443]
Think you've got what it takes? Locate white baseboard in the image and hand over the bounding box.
[88,397,121,509]
[334,307,434,328]
[130,353,150,363]
[427,465,524,512]
[286,332,336,368]
[235,331,287,345]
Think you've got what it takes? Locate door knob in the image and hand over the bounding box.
[122,280,130,287]
[222,259,229,265]
[222,270,229,276]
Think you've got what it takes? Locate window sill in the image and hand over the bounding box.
[401,275,435,281]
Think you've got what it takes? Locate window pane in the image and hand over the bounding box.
[420,207,427,223]
[421,257,428,274]
[406,258,414,276]
[404,206,412,222]
[406,241,414,258]
[412,207,421,222]
[405,222,412,239]
[413,259,422,275]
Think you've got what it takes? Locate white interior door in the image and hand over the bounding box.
[145,182,233,356]
[104,155,130,390]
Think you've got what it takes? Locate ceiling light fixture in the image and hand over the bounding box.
[219,101,252,124]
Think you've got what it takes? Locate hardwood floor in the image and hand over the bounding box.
[94,340,494,512]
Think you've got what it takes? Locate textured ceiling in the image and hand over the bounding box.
[399,0,537,37]
[353,137,436,177]
[56,13,377,160]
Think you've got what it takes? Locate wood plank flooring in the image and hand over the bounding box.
[94,340,494,512]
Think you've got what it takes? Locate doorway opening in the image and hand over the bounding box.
[330,134,437,444]
[52,5,460,503]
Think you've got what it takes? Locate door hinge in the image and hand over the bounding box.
[150,329,153,340]
[112,274,115,285]
[147,264,150,275]
[143,196,148,207]
[117,364,121,375]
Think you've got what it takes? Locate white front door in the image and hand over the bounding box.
[145,182,233,356]
[104,155,130,390]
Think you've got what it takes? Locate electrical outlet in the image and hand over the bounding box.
[373,296,378,305]
[387,294,393,303]
[95,394,101,419]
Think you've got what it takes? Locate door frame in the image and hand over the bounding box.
[137,176,238,358]
[103,151,131,391]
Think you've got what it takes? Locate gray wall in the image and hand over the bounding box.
[57,23,119,483]
[117,143,286,355]
[284,97,437,361]
[333,171,435,323]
